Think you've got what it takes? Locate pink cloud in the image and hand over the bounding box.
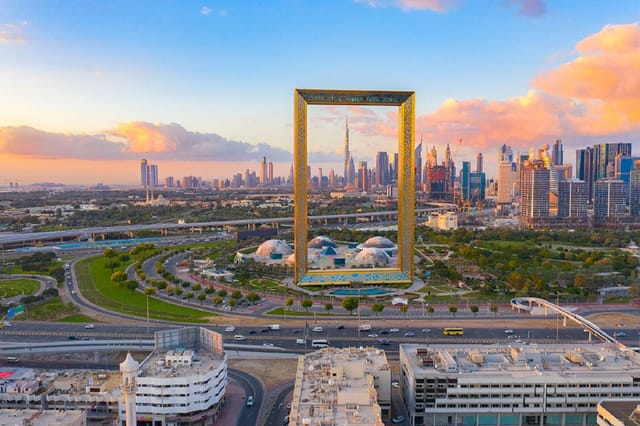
[354,0,456,12]
[505,0,547,17]
[0,22,27,44]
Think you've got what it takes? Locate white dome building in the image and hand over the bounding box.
[308,236,337,249]
[353,248,391,266]
[360,236,395,249]
[255,239,293,257]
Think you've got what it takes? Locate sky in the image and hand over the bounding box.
[0,0,638,185]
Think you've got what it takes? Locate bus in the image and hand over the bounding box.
[311,339,329,348]
[443,327,464,336]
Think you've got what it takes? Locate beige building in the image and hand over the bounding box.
[0,409,86,425]
[289,346,391,426]
[400,343,640,426]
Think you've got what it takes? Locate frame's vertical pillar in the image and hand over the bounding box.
[294,90,308,283]
[398,92,415,281]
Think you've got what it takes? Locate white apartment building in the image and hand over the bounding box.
[400,343,640,426]
[120,327,228,425]
[289,346,391,426]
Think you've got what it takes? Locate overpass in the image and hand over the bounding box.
[511,297,617,344]
[0,206,456,247]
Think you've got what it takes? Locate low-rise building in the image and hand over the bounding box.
[400,343,640,426]
[289,346,391,426]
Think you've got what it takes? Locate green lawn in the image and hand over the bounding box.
[0,279,40,298]
[17,297,78,321]
[76,256,214,323]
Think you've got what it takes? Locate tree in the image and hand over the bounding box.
[448,305,458,317]
[143,287,155,296]
[185,291,194,300]
[399,305,408,315]
[246,292,261,304]
[204,287,215,295]
[175,287,183,296]
[324,303,333,313]
[125,280,138,294]
[342,297,359,314]
[218,289,228,298]
[301,298,313,312]
[470,305,479,317]
[213,295,223,306]
[103,248,117,259]
[111,271,127,286]
[104,258,120,272]
[197,293,207,304]
[427,306,435,317]
[227,298,237,308]
[231,290,243,300]
[490,305,498,317]
[372,303,384,316]
[285,297,294,310]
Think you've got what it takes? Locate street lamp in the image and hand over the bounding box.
[146,293,150,334]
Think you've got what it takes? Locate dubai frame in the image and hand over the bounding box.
[293,89,416,286]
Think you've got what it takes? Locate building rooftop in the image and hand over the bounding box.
[290,346,389,426]
[139,347,225,379]
[0,408,86,425]
[599,400,640,425]
[401,343,640,383]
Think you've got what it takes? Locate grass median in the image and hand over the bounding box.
[75,256,213,323]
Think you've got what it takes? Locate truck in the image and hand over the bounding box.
[269,324,280,331]
[358,324,372,332]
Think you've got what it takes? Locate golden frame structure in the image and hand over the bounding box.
[294,89,415,286]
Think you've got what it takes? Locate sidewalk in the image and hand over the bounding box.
[215,381,244,426]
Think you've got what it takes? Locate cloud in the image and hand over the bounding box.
[0,22,28,43]
[504,0,547,17]
[354,0,456,12]
[200,6,213,15]
[0,122,293,163]
[350,23,640,151]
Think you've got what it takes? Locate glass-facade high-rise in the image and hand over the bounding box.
[461,161,470,201]
[558,179,587,218]
[630,166,640,216]
[594,179,627,218]
[520,160,550,225]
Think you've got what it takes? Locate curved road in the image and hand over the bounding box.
[228,368,263,426]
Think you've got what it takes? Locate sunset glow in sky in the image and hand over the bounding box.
[0,0,639,184]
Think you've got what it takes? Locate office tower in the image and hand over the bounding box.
[630,164,640,216]
[165,177,174,188]
[140,159,148,187]
[498,144,513,163]
[328,169,335,189]
[288,164,294,185]
[400,343,640,426]
[460,161,471,201]
[415,140,423,187]
[497,161,514,203]
[149,164,158,187]
[469,171,486,202]
[357,161,369,192]
[392,153,399,182]
[375,151,389,186]
[520,160,550,225]
[268,162,273,184]
[594,179,627,218]
[347,157,356,189]
[593,143,632,180]
[614,153,634,188]
[551,139,563,165]
[475,153,483,173]
[428,165,447,200]
[558,179,587,217]
[259,156,267,184]
[317,168,323,190]
[555,164,572,181]
[576,147,594,201]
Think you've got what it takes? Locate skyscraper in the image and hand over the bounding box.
[357,161,369,192]
[594,179,627,218]
[375,151,389,186]
[558,179,587,218]
[415,140,423,187]
[497,145,515,204]
[476,153,483,173]
[140,159,149,187]
[576,147,594,201]
[630,163,640,216]
[149,164,158,187]
[520,160,550,226]
[259,156,267,185]
[460,161,471,201]
[344,117,352,187]
[551,139,563,165]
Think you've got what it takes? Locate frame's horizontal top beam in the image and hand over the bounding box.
[296,88,414,106]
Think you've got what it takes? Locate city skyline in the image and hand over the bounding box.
[0,1,638,185]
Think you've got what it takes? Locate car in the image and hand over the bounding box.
[261,328,270,333]
[379,338,390,345]
[389,328,400,333]
[391,379,399,389]
[421,328,431,333]
[392,416,406,424]
[67,336,77,340]
[380,330,390,335]
[246,395,254,407]
[504,329,514,334]
[84,324,95,329]
[618,323,625,327]
[249,330,257,334]
[224,326,236,332]
[312,326,324,332]
[282,416,289,425]
[71,290,76,295]
[292,329,302,334]
[368,333,379,338]
[404,332,415,337]
[507,334,517,339]
[262,343,274,347]
[336,324,345,330]
[616,331,627,337]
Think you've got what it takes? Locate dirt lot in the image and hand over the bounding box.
[229,358,298,390]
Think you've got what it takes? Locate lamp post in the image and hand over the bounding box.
[146,293,150,334]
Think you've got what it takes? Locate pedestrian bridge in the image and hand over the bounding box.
[511,297,616,344]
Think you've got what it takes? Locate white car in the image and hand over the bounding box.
[504,329,514,334]
[84,324,95,329]
[312,326,324,332]
[224,326,236,332]
[246,395,254,407]
[368,333,379,338]
[389,328,400,333]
